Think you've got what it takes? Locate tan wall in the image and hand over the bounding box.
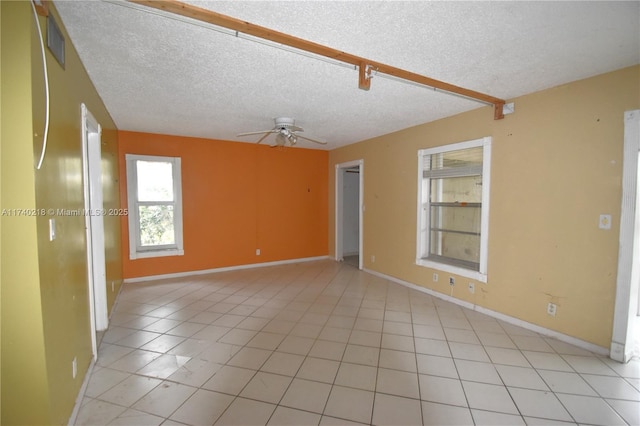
[329,66,640,348]
[1,2,122,424]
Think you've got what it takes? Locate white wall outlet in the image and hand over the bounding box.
[72,357,77,379]
[449,277,455,286]
[433,273,439,282]
[547,302,557,317]
[599,214,612,230]
[49,218,56,241]
[256,248,261,256]
[468,283,475,294]
[371,255,375,263]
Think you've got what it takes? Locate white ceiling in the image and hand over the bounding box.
[54,1,639,150]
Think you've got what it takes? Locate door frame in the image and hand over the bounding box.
[81,104,108,360]
[335,159,363,269]
[611,109,640,363]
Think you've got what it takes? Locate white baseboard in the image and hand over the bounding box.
[68,358,96,426]
[364,268,609,357]
[124,255,330,283]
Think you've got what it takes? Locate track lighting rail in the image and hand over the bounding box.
[129,0,506,119]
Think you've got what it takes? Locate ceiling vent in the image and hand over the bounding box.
[46,14,65,68]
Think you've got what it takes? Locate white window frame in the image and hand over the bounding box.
[416,137,491,283]
[126,154,184,259]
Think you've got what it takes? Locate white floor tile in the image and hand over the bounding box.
[240,371,292,404]
[379,348,417,372]
[421,401,473,425]
[169,389,233,425]
[376,368,420,398]
[214,397,276,426]
[98,374,161,407]
[296,357,340,383]
[536,369,598,396]
[324,385,374,424]
[202,365,256,395]
[556,393,627,425]
[606,398,640,426]
[109,408,165,425]
[462,381,519,414]
[74,399,127,425]
[419,374,467,407]
[372,393,422,426]
[495,364,550,390]
[279,378,332,413]
[582,374,640,400]
[77,261,633,426]
[455,359,502,385]
[267,406,322,426]
[132,381,196,418]
[260,351,305,376]
[508,387,573,421]
[471,409,526,425]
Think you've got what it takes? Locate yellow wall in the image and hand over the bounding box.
[329,66,640,348]
[1,2,122,424]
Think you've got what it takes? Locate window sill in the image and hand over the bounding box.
[416,258,487,283]
[130,248,184,260]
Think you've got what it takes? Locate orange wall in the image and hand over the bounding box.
[119,131,328,279]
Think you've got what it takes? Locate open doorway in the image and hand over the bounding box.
[81,104,108,360]
[611,109,640,363]
[335,160,363,269]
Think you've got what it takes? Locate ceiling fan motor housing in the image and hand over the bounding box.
[274,117,297,129]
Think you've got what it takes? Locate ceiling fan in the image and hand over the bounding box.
[237,117,327,146]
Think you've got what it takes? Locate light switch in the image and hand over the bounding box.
[599,214,612,230]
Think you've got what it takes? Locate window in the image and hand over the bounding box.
[417,137,491,282]
[126,154,184,259]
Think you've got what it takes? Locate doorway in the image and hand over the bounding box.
[81,104,108,360]
[611,109,640,363]
[335,160,363,269]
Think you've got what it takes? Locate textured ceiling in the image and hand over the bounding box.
[54,1,639,150]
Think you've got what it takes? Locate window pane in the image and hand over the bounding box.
[137,161,174,202]
[139,205,175,246]
[427,146,483,172]
[430,230,480,266]
[430,205,481,235]
[430,175,482,203]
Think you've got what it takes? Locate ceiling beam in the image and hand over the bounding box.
[129,0,506,120]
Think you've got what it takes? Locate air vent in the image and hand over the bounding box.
[46,14,65,68]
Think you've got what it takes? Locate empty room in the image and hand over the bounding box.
[2,1,640,425]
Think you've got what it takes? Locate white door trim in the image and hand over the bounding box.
[335,159,363,270]
[611,109,640,362]
[81,104,108,360]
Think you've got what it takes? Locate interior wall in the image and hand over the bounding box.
[343,170,360,255]
[119,131,329,279]
[329,65,640,349]
[1,2,122,424]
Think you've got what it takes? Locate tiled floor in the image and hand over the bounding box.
[75,259,640,425]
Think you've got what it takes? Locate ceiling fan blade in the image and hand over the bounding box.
[256,132,273,145]
[296,134,327,145]
[237,129,276,137]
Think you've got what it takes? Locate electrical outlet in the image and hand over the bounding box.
[547,302,557,317]
[468,283,475,294]
[111,281,115,292]
[449,277,455,286]
[371,255,375,263]
[256,248,261,256]
[433,273,438,282]
[72,357,77,379]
